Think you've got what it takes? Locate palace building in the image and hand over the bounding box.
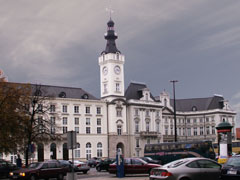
[2,18,236,163]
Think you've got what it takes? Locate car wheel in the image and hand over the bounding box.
[57,174,63,180]
[83,170,88,174]
[96,167,101,172]
[30,175,36,180]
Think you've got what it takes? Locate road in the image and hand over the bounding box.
[72,167,149,180]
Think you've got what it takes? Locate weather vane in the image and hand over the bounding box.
[106,0,114,19]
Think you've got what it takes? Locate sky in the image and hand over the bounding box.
[1,0,240,125]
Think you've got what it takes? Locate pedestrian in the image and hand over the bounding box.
[16,154,22,168]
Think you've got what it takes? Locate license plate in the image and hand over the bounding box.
[227,170,237,175]
[13,175,18,179]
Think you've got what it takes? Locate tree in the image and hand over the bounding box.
[0,82,61,166]
[21,84,61,166]
[0,81,30,154]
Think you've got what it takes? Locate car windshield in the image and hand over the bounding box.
[226,157,240,167]
[163,159,189,168]
[28,162,41,168]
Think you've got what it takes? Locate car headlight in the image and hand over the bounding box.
[20,172,26,176]
[9,172,13,176]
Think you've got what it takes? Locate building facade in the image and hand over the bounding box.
[2,19,237,163]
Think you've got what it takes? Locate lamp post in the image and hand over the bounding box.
[170,80,178,142]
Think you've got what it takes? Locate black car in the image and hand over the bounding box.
[0,159,18,178]
[96,158,115,172]
[87,158,101,167]
[220,156,240,180]
[140,157,161,164]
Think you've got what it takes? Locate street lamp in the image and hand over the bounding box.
[170,80,178,142]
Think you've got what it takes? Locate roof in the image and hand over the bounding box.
[125,82,156,101]
[7,82,98,100]
[170,95,224,112]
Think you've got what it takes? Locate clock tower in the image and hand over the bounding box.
[99,19,125,99]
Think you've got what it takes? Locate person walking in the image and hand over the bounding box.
[16,154,22,168]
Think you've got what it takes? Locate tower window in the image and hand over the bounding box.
[116,83,120,92]
[117,125,122,135]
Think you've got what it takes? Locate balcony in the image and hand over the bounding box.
[140,131,158,138]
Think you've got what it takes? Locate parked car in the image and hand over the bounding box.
[9,160,68,180]
[58,160,73,172]
[220,156,240,180]
[149,157,221,180]
[96,158,115,172]
[72,160,90,174]
[0,159,18,178]
[108,157,161,176]
[140,157,161,165]
[87,158,101,167]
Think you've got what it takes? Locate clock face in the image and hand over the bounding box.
[114,65,121,75]
[102,66,108,75]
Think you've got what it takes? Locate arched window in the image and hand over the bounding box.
[97,142,103,158]
[75,143,80,158]
[86,143,91,160]
[50,143,57,159]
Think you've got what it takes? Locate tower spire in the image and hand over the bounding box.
[102,18,121,54]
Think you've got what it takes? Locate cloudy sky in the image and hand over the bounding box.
[1,0,240,124]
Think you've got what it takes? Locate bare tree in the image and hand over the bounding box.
[20,84,61,166]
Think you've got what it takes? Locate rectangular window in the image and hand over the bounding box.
[86,106,90,114]
[75,118,79,125]
[193,119,197,123]
[50,117,55,125]
[170,127,173,135]
[147,138,150,144]
[74,106,79,114]
[50,105,55,113]
[116,83,120,92]
[37,104,43,112]
[146,122,150,132]
[63,117,68,125]
[156,122,160,133]
[206,117,209,122]
[206,126,210,135]
[183,128,185,136]
[165,127,168,135]
[179,128,181,136]
[200,118,203,123]
[97,118,101,126]
[63,127,68,134]
[135,122,139,133]
[86,127,90,134]
[86,118,90,125]
[75,127,79,134]
[212,126,215,135]
[187,118,190,123]
[62,105,67,113]
[187,128,191,136]
[117,109,122,117]
[194,127,197,136]
[97,127,101,134]
[156,110,160,117]
[200,127,204,135]
[117,125,122,135]
[96,107,101,115]
[75,149,80,158]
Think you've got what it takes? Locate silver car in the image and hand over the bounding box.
[149,157,221,180]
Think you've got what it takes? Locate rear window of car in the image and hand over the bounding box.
[163,159,189,168]
[226,157,240,167]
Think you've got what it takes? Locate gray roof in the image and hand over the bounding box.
[170,96,224,112]
[125,82,156,101]
[8,82,98,100]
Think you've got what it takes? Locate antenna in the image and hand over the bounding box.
[106,0,114,19]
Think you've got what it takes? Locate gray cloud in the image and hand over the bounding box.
[1,0,240,125]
